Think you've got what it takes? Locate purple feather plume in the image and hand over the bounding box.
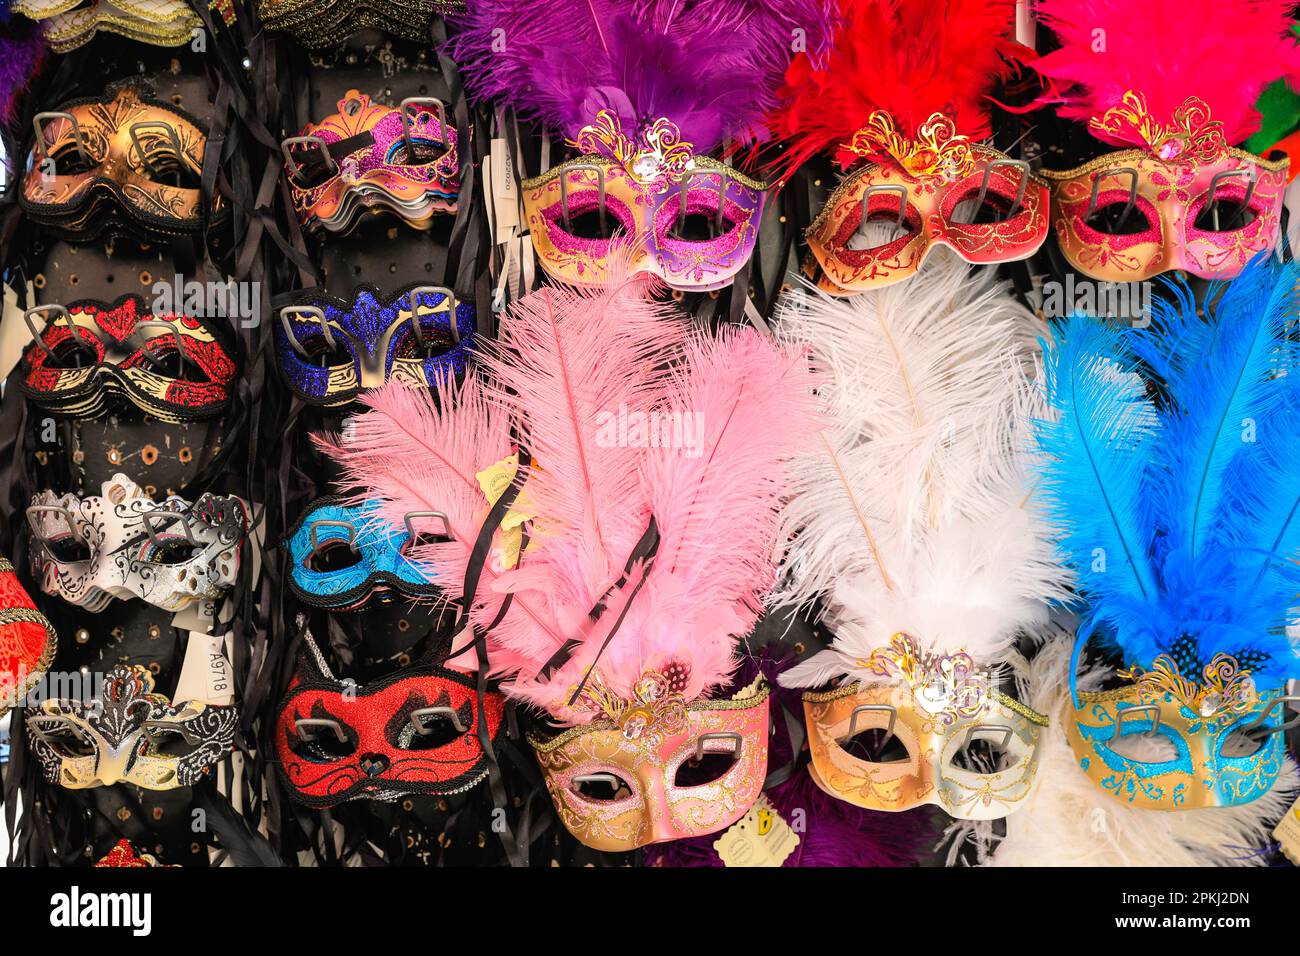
[446,0,835,153]
[0,18,45,128]
[644,646,938,867]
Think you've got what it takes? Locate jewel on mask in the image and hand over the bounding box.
[571,109,695,188]
[856,633,988,726]
[1089,91,1227,165]
[1119,652,1259,719]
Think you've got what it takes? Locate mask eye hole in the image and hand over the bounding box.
[1084,201,1151,235]
[47,140,100,176]
[308,539,361,573]
[291,718,357,762]
[673,750,738,787]
[401,707,466,750]
[147,538,201,565]
[32,721,95,758]
[1108,728,1179,762]
[142,724,196,758]
[950,728,1020,773]
[561,205,620,241]
[1220,728,1268,759]
[1192,197,1258,232]
[571,772,635,803]
[838,727,910,763]
[40,532,91,563]
[949,190,1017,226]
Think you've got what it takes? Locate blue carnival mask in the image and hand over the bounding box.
[274,284,473,407]
[285,497,449,609]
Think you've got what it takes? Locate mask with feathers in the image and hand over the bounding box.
[447,0,834,291]
[327,267,821,849]
[768,0,1049,294]
[1036,255,1300,810]
[773,252,1070,819]
[1030,0,1300,281]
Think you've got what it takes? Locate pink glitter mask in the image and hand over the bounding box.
[522,112,766,292]
[529,681,770,852]
[284,90,459,234]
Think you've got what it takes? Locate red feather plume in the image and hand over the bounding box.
[768,0,1026,181]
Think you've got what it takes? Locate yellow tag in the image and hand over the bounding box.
[713,796,799,868]
[476,454,535,570]
[1273,794,1300,866]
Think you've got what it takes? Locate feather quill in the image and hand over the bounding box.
[775,252,1068,686]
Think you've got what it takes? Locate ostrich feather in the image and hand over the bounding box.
[774,253,1067,686]
[769,0,1027,180]
[1034,313,1160,659]
[446,0,832,151]
[480,288,819,720]
[1032,0,1300,146]
[983,636,1299,867]
[311,375,558,656]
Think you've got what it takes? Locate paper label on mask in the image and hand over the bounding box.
[0,281,33,382]
[490,137,519,238]
[713,795,799,867]
[475,454,535,570]
[1273,794,1300,866]
[171,602,234,706]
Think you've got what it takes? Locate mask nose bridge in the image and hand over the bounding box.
[635,757,678,845]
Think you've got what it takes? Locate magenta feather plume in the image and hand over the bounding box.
[0,18,46,128]
[475,275,820,721]
[644,648,938,867]
[446,0,835,152]
[1032,0,1300,145]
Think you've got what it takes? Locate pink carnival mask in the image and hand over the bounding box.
[522,111,765,292]
[529,676,770,852]
[1043,92,1287,281]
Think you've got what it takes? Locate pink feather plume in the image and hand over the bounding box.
[479,276,821,721]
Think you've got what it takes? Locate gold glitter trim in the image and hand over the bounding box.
[528,679,771,753]
[521,153,766,192]
[800,681,1048,725]
[1040,147,1288,181]
[0,558,13,574]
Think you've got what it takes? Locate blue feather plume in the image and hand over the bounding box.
[1035,313,1160,657]
[1038,254,1300,686]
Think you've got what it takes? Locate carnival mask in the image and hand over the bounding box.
[21,84,223,241]
[274,633,505,807]
[285,497,446,609]
[1066,635,1297,810]
[28,475,247,613]
[522,111,765,292]
[530,676,770,853]
[27,663,237,790]
[807,115,1049,294]
[284,90,459,234]
[13,0,201,53]
[800,634,1045,819]
[20,296,236,422]
[1044,93,1287,281]
[0,557,58,717]
[274,284,472,407]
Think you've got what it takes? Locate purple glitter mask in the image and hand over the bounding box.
[521,111,766,291]
[274,285,474,407]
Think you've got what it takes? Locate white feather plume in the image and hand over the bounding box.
[775,251,1070,686]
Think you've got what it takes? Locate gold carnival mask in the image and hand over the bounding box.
[802,634,1047,819]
